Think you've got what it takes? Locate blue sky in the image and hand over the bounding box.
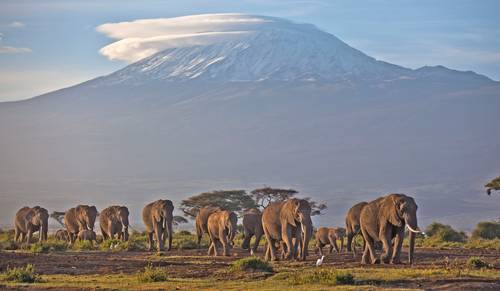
[0,0,499,101]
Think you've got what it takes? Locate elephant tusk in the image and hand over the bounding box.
[406,224,423,234]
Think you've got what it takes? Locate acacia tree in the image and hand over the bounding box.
[485,176,500,195]
[250,187,327,216]
[180,190,258,218]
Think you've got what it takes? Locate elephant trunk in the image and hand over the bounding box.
[404,213,420,264]
[121,216,129,241]
[300,216,313,260]
[40,220,48,242]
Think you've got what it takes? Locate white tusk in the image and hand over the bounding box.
[406,224,422,234]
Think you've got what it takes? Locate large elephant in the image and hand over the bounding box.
[142,199,174,251]
[242,208,263,253]
[100,205,129,241]
[207,210,237,256]
[345,201,368,255]
[14,206,49,243]
[315,227,345,256]
[64,205,98,244]
[262,198,313,261]
[195,206,220,246]
[359,194,422,265]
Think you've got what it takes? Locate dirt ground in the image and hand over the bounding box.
[1,247,499,290]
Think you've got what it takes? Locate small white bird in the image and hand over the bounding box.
[109,243,114,250]
[250,249,254,256]
[316,255,325,267]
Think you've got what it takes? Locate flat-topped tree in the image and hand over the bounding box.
[485,176,500,195]
[250,187,327,216]
[180,190,258,218]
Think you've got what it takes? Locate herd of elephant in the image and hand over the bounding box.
[13,193,423,264]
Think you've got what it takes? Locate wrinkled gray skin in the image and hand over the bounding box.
[207,210,238,256]
[262,199,313,261]
[14,206,49,243]
[195,206,220,246]
[242,208,263,252]
[55,229,70,242]
[360,194,421,265]
[345,201,368,256]
[142,199,174,251]
[64,205,98,244]
[315,227,345,255]
[77,229,97,245]
[100,205,129,241]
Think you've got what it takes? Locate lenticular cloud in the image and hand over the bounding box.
[97,13,272,63]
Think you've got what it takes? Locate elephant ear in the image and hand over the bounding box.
[283,200,299,227]
[386,195,403,227]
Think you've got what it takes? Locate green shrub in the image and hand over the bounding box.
[172,237,198,250]
[425,222,467,242]
[471,222,500,240]
[137,264,168,283]
[230,257,273,273]
[28,240,67,253]
[3,264,41,283]
[287,269,355,285]
[71,240,95,251]
[466,257,491,269]
[464,239,500,250]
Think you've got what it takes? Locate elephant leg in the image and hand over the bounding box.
[241,231,252,250]
[318,243,324,256]
[253,233,262,253]
[264,241,270,261]
[329,236,339,254]
[263,228,278,261]
[281,225,293,260]
[391,228,405,264]
[361,228,378,264]
[154,222,164,251]
[147,232,154,251]
[380,226,393,264]
[26,229,33,244]
[14,229,20,243]
[219,229,230,256]
[100,227,108,240]
[340,236,345,252]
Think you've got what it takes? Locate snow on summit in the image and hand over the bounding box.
[97,13,412,83]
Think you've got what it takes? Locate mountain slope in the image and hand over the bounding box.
[0,14,499,229]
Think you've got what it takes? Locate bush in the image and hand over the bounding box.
[230,257,273,273]
[466,257,491,269]
[28,240,67,253]
[177,230,192,236]
[71,240,95,251]
[3,264,41,283]
[287,269,355,285]
[137,264,168,283]
[425,222,467,242]
[471,222,500,240]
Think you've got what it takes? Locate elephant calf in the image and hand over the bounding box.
[55,229,70,242]
[315,227,345,256]
[207,210,237,257]
[78,229,97,245]
[14,206,49,244]
[242,208,263,253]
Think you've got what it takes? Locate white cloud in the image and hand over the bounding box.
[0,45,31,54]
[97,13,274,63]
[8,21,25,28]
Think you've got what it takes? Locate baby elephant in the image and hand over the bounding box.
[77,229,97,245]
[315,227,346,256]
[55,229,70,242]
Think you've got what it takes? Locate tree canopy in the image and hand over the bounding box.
[250,187,327,216]
[180,190,258,218]
[485,176,500,195]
